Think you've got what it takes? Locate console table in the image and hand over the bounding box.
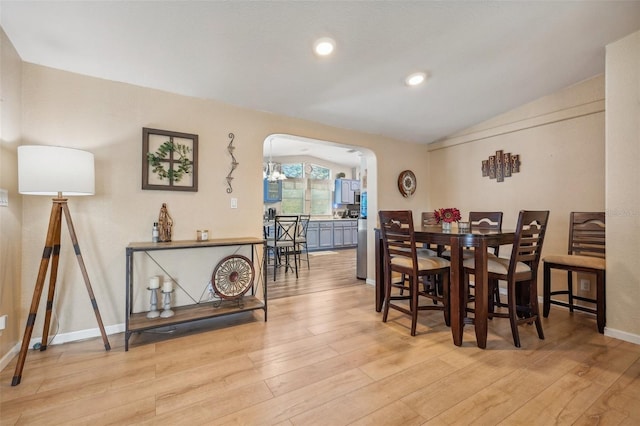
[125,237,266,350]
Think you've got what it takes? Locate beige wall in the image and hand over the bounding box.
[7,60,430,350]
[0,28,22,368]
[605,30,640,341]
[4,28,639,364]
[428,75,606,324]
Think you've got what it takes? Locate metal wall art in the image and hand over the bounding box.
[226,133,238,193]
[143,128,198,191]
[482,150,520,183]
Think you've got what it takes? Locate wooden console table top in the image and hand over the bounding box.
[127,237,264,251]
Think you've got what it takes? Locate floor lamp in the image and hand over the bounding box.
[12,145,111,386]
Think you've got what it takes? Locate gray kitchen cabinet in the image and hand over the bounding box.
[319,221,333,248]
[334,179,360,205]
[333,220,357,248]
[305,220,357,251]
[346,220,358,246]
[306,221,320,250]
[333,221,345,247]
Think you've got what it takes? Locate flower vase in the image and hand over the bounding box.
[441,221,452,231]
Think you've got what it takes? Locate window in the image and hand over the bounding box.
[280,162,333,215]
[307,164,330,180]
[310,180,332,215]
[281,163,303,179]
[280,179,305,214]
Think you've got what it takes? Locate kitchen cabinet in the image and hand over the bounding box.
[319,221,333,248]
[333,220,357,247]
[334,179,360,205]
[346,220,358,245]
[307,221,320,250]
[263,179,282,203]
[333,221,345,247]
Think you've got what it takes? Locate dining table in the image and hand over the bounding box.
[374,224,516,349]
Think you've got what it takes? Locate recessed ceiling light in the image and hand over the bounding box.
[313,37,335,57]
[405,72,427,87]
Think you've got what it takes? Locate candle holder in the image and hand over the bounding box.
[146,287,160,319]
[160,290,175,318]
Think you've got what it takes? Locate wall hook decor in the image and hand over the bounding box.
[226,133,238,193]
[482,150,520,183]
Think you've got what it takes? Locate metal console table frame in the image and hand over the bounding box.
[125,237,266,351]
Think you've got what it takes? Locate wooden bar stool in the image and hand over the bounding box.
[379,210,451,336]
[543,212,606,333]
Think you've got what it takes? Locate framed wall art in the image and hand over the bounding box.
[142,127,198,192]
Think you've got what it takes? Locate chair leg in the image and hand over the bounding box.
[304,243,310,269]
[442,271,450,327]
[529,277,544,340]
[410,275,419,336]
[543,263,551,317]
[382,269,392,323]
[567,271,574,313]
[272,247,277,282]
[508,280,521,348]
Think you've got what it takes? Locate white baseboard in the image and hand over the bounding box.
[0,343,20,372]
[604,327,640,345]
[0,323,125,372]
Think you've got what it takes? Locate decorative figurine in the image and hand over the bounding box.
[158,203,173,242]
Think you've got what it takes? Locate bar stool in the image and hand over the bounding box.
[543,212,606,333]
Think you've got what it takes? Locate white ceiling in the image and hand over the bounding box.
[2,1,640,165]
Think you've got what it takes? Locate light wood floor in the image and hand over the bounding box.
[2,250,640,425]
[267,248,363,300]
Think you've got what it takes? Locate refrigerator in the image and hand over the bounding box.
[357,218,367,279]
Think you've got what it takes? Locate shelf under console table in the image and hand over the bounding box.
[125,237,266,351]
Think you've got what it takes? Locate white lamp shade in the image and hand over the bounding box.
[18,145,95,196]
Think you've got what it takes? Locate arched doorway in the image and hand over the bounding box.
[262,134,377,298]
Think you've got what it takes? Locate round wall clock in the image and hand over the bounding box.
[211,255,255,300]
[304,163,313,175]
[398,170,417,197]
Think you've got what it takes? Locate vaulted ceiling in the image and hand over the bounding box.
[2,1,639,148]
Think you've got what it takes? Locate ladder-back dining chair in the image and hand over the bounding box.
[441,211,503,259]
[463,210,550,347]
[379,210,451,336]
[266,215,299,281]
[543,212,606,333]
[296,214,311,270]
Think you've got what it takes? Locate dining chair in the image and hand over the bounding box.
[463,210,550,347]
[442,211,504,309]
[379,210,451,336]
[543,212,606,333]
[296,214,311,270]
[419,211,439,256]
[441,211,503,259]
[265,215,299,281]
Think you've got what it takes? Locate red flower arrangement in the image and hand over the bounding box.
[434,208,461,223]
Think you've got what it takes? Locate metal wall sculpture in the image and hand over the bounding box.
[226,133,238,193]
[482,150,520,183]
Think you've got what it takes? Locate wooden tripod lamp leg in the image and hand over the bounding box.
[61,202,111,351]
[12,201,62,386]
[40,201,63,351]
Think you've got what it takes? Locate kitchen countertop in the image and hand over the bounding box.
[264,217,359,225]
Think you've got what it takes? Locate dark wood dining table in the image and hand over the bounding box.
[374,225,516,349]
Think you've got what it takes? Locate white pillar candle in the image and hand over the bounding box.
[163,280,173,293]
[149,276,160,289]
